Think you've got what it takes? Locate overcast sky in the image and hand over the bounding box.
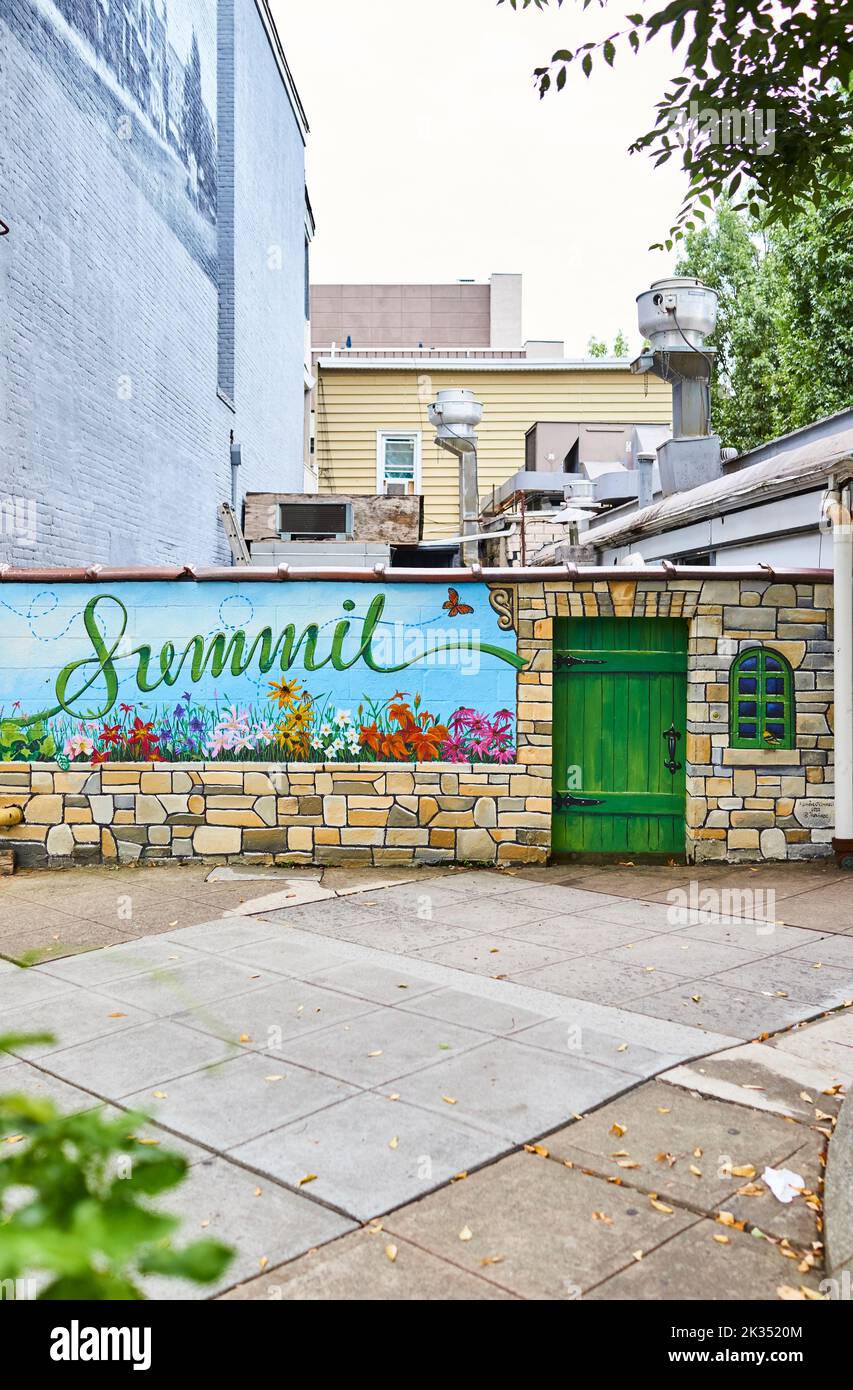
[274,0,690,355]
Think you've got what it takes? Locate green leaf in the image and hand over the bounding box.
[139,1239,233,1284]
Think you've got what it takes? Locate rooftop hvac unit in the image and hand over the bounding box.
[636,277,718,352]
[279,500,352,541]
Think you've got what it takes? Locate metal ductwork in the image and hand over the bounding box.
[633,277,723,496]
[428,389,483,565]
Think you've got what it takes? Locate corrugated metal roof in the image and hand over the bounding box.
[583,421,853,549]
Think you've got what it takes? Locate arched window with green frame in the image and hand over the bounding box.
[729,648,795,750]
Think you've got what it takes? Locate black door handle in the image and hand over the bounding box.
[663,724,682,774]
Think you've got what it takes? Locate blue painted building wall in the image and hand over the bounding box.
[0,0,308,567]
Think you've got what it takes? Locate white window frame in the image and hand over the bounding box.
[376,430,422,495]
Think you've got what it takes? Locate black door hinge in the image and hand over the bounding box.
[552,793,606,811]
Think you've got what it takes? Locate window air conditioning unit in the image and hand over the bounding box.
[279,500,353,541]
[384,481,409,498]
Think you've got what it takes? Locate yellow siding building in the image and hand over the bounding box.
[314,358,673,538]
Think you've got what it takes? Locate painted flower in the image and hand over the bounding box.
[174,704,186,721]
[269,678,302,710]
[207,732,230,757]
[319,722,332,739]
[335,709,352,728]
[253,722,277,742]
[488,744,515,764]
[63,733,95,760]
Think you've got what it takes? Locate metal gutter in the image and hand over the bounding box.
[0,565,833,584]
[316,357,638,372]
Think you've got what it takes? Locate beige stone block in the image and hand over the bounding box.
[160,795,190,815]
[65,807,93,824]
[208,811,265,827]
[172,771,193,793]
[516,747,550,767]
[315,828,341,845]
[173,824,194,838]
[349,810,389,827]
[24,794,63,825]
[46,823,75,857]
[148,826,171,846]
[429,828,455,848]
[207,795,255,810]
[733,769,755,797]
[474,798,497,828]
[706,777,732,795]
[387,771,415,795]
[729,829,760,848]
[89,795,114,825]
[188,794,205,814]
[194,826,242,855]
[776,798,795,816]
[340,828,384,847]
[102,771,141,787]
[456,828,496,861]
[288,826,314,851]
[101,827,118,859]
[55,772,92,793]
[386,828,429,846]
[140,772,171,793]
[199,771,243,786]
[686,734,710,765]
[418,796,439,826]
[136,795,167,825]
[686,798,708,828]
[72,825,100,843]
[324,796,347,826]
[244,772,276,795]
[31,771,54,793]
[497,843,547,864]
[113,810,135,824]
[731,810,775,828]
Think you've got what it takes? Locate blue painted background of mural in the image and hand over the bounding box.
[0,583,523,766]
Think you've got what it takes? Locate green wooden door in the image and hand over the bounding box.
[552,617,687,858]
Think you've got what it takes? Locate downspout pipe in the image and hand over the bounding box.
[831,481,853,865]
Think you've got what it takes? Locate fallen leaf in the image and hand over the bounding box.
[108,1012,127,1019]
[442,1095,457,1106]
[592,1211,613,1225]
[610,1122,626,1137]
[777,1284,806,1301]
[298,1173,318,1187]
[239,1033,250,1043]
[713,1234,731,1245]
[731,1164,757,1179]
[650,1199,674,1214]
[689,1165,703,1178]
[717,1212,737,1227]
[259,1256,269,1269]
[367,1050,383,1058]
[524,1143,549,1158]
[458,1226,473,1242]
[617,1159,641,1170]
[134,1138,160,1146]
[479,1254,505,1266]
[385,1244,398,1263]
[254,1187,263,1197]
[691,994,702,1003]
[265,1075,285,1083]
[632,1250,644,1261]
[451,1171,468,1182]
[657,1107,671,1115]
[616,1043,629,1053]
[200,1219,209,1228]
[152,1091,168,1100]
[388,1136,399,1150]
[387,1092,400,1101]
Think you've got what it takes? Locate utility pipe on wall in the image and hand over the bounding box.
[831,481,853,862]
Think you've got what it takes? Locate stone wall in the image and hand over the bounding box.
[0,573,835,868]
[0,762,551,870]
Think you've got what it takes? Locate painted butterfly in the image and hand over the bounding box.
[442,587,474,618]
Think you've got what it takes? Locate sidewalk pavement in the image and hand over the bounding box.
[0,860,851,1300]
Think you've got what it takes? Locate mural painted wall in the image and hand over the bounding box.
[0,583,523,767]
[9,0,218,277]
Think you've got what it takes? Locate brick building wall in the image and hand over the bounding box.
[0,0,307,567]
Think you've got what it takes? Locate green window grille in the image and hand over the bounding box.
[729,648,794,750]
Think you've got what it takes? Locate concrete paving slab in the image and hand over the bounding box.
[271,912,481,955]
[142,1156,355,1300]
[423,899,554,935]
[1,987,155,1058]
[43,1020,240,1097]
[102,956,278,1019]
[660,1041,851,1120]
[173,977,380,1048]
[678,918,823,954]
[257,896,395,932]
[224,882,335,917]
[0,915,130,966]
[712,956,853,1009]
[412,932,580,978]
[713,1131,824,1247]
[164,918,284,954]
[784,935,853,969]
[36,937,203,987]
[826,1085,853,1274]
[124,1051,358,1151]
[302,960,443,1007]
[270,1007,486,1088]
[224,934,358,979]
[232,1091,511,1221]
[768,884,853,933]
[545,1079,807,1211]
[430,870,533,898]
[568,898,692,932]
[385,1150,696,1299]
[769,1013,853,1075]
[397,988,545,1036]
[513,955,684,1005]
[0,964,76,1010]
[219,1226,517,1300]
[628,977,819,1039]
[0,1062,103,1121]
[510,1017,682,1079]
[505,916,653,953]
[585,1216,823,1300]
[601,932,765,979]
[502,885,625,914]
[395,1037,632,1142]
